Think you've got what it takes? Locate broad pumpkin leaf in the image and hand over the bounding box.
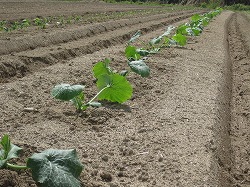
[128,30,141,44]
[27,149,83,187]
[125,45,140,61]
[97,74,132,103]
[172,34,187,46]
[93,58,112,78]
[0,134,22,168]
[128,60,150,77]
[51,84,85,101]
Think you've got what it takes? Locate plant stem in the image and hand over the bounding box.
[86,86,109,105]
[7,163,28,170]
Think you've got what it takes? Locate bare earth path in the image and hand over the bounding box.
[0,2,250,187]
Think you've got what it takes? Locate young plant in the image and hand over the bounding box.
[125,46,150,77]
[0,20,7,31]
[0,134,83,187]
[51,59,133,111]
[21,19,31,29]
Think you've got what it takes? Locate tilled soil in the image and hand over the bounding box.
[227,13,250,187]
[0,1,163,21]
[0,2,250,187]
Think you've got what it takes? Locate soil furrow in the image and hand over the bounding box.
[0,10,205,82]
[0,10,199,55]
[227,12,250,187]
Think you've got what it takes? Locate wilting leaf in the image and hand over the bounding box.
[51,84,85,101]
[128,60,150,77]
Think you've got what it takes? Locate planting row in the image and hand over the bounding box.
[0,8,222,187]
[52,8,223,111]
[0,9,174,32]
[0,15,84,31]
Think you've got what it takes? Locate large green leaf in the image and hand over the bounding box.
[51,84,85,101]
[0,134,22,168]
[172,34,187,47]
[125,45,140,61]
[128,30,141,44]
[97,74,132,103]
[93,59,112,79]
[27,149,83,187]
[128,60,150,77]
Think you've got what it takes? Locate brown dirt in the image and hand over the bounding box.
[0,1,163,21]
[0,2,250,187]
[227,12,250,187]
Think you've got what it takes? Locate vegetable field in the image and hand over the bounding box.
[0,1,249,187]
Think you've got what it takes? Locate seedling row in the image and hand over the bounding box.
[51,8,222,111]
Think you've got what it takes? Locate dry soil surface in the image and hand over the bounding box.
[0,2,250,187]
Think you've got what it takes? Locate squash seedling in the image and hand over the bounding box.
[52,59,133,111]
[0,134,83,187]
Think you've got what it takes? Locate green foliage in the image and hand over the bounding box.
[172,33,187,46]
[125,45,141,60]
[51,8,222,111]
[27,149,83,187]
[0,135,22,168]
[191,14,201,22]
[97,74,133,103]
[0,135,83,187]
[176,24,188,35]
[128,60,150,77]
[93,58,113,78]
[51,84,85,101]
[225,4,250,11]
